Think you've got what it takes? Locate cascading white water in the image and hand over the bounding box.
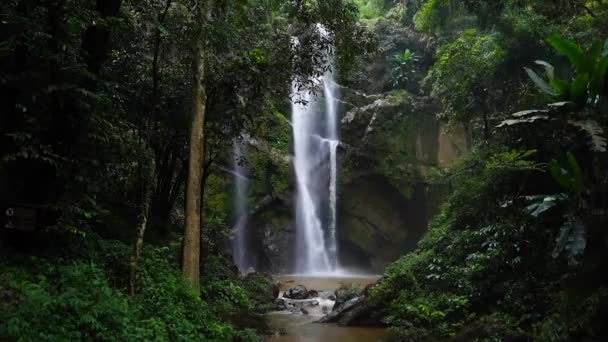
[324,72,340,270]
[232,140,249,272]
[327,139,339,267]
[292,26,341,274]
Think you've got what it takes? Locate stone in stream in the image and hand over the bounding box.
[275,295,320,312]
[333,285,362,311]
[284,284,309,299]
[300,308,309,315]
[274,298,289,310]
[318,283,383,326]
[319,291,337,301]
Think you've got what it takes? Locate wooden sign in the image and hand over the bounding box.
[3,207,37,231]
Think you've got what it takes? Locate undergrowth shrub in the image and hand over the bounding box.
[0,239,265,342]
[372,149,605,341]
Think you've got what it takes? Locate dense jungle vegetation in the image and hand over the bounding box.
[2,0,608,341]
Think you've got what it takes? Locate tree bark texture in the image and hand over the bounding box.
[182,16,207,290]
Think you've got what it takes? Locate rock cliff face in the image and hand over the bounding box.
[337,176,428,272]
[244,19,471,274]
[247,197,295,274]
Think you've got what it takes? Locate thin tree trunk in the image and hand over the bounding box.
[483,110,490,141]
[182,1,207,289]
[128,0,170,295]
[129,152,154,296]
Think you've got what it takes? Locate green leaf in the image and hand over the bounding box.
[549,152,583,194]
[603,37,608,57]
[591,56,608,94]
[569,72,589,104]
[547,101,575,109]
[586,41,603,72]
[534,60,555,80]
[512,109,550,117]
[566,152,583,190]
[549,79,570,97]
[547,34,585,73]
[496,115,549,127]
[525,67,558,96]
[521,149,538,158]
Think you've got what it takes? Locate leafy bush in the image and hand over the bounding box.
[0,240,266,342]
[414,0,453,32]
[371,148,563,340]
[0,261,148,341]
[534,288,608,341]
[353,0,385,19]
[430,29,506,123]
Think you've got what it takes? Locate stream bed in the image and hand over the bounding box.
[266,275,388,342]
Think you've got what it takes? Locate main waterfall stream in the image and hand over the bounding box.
[265,26,386,341]
[292,28,340,275]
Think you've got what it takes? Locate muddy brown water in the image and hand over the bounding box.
[266,275,388,342]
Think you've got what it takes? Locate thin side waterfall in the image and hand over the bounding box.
[232,140,249,272]
[292,26,341,274]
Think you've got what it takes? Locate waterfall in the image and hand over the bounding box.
[232,140,249,272]
[325,70,340,270]
[327,139,339,268]
[292,26,341,275]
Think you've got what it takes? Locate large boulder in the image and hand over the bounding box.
[284,285,310,300]
[318,283,383,326]
[333,284,363,311]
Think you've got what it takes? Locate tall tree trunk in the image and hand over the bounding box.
[182,1,207,289]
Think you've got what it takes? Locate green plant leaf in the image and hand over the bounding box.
[591,56,608,94]
[547,101,575,109]
[512,109,550,117]
[525,67,558,96]
[569,72,589,104]
[549,152,583,194]
[587,41,603,70]
[534,60,555,80]
[497,115,549,127]
[549,79,570,97]
[547,34,585,73]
